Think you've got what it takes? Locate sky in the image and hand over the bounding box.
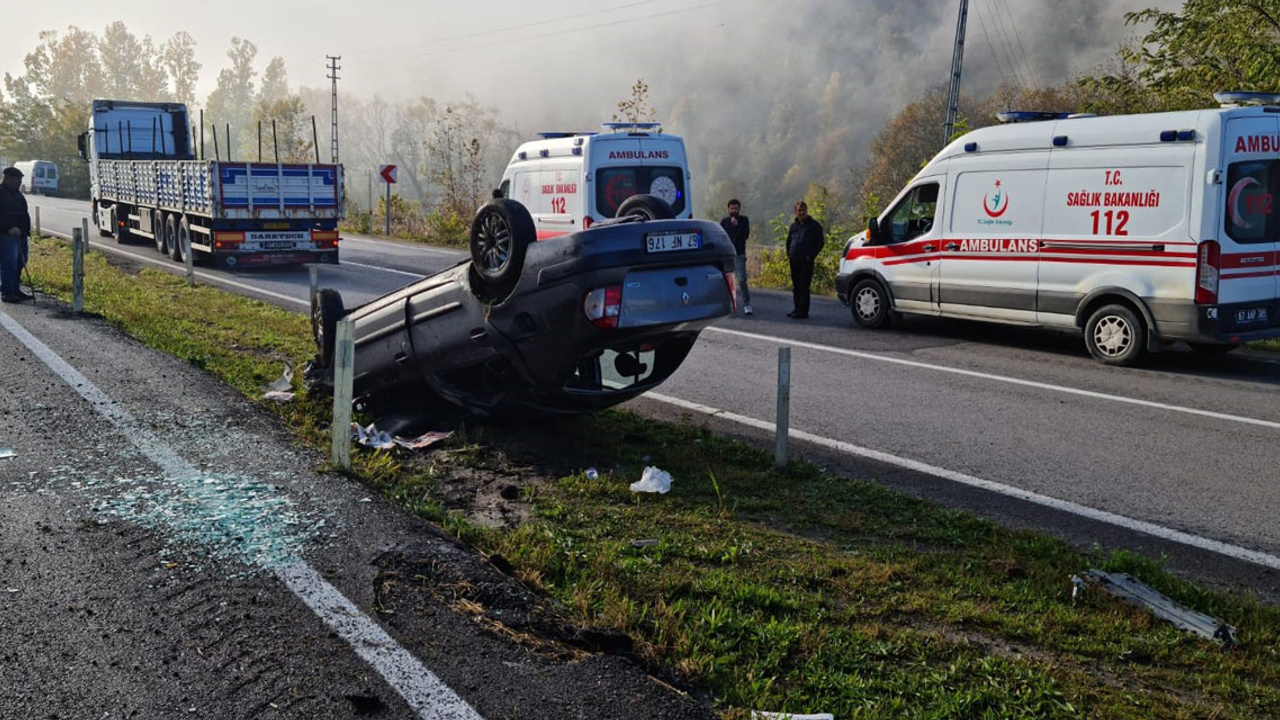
[2,0,1182,114]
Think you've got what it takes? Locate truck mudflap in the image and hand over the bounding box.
[216,249,339,268]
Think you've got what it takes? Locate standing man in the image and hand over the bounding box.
[0,167,32,304]
[786,200,824,319]
[720,199,752,315]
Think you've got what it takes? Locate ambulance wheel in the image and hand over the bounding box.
[312,288,345,368]
[1188,342,1239,354]
[470,199,535,296]
[616,194,674,221]
[850,279,891,329]
[1085,304,1145,366]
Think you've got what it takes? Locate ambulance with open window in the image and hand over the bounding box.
[836,92,1280,365]
[499,122,692,238]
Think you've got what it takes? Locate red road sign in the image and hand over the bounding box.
[379,164,398,184]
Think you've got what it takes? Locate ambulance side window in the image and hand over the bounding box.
[885,182,939,244]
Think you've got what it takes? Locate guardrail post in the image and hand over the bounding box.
[34,206,40,237]
[182,228,194,287]
[775,347,791,468]
[71,227,84,313]
[331,318,355,471]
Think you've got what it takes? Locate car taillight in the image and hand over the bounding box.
[724,270,738,313]
[582,216,594,230]
[1195,240,1220,305]
[583,284,623,329]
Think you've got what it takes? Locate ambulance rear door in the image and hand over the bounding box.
[1219,115,1280,329]
[586,135,690,221]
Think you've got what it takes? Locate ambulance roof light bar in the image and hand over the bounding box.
[995,111,1074,124]
[601,121,663,133]
[1213,91,1280,108]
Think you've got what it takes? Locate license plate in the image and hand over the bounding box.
[1236,307,1269,324]
[645,230,701,253]
[262,240,296,249]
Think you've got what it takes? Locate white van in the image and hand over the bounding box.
[499,122,691,238]
[14,160,58,195]
[836,93,1280,365]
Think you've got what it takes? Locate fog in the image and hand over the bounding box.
[3,0,1185,214]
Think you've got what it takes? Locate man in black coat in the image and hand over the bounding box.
[719,198,752,315]
[0,167,32,303]
[785,200,824,319]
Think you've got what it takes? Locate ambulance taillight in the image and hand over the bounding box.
[1195,240,1220,305]
[582,216,594,230]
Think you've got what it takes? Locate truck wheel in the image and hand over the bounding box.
[110,207,129,243]
[470,199,535,297]
[168,216,184,262]
[1085,303,1146,366]
[616,194,673,221]
[850,279,892,329]
[312,288,345,367]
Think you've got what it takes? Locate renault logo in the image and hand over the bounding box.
[681,292,690,305]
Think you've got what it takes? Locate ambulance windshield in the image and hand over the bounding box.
[1226,160,1279,244]
[596,167,686,217]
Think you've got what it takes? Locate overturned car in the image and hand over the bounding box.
[307,195,737,422]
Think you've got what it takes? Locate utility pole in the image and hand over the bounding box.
[942,0,969,148]
[326,55,341,163]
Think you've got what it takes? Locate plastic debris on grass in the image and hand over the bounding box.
[630,466,672,494]
[352,422,396,450]
[751,712,834,720]
[262,390,295,402]
[393,430,453,451]
[585,467,599,480]
[0,448,14,460]
[1078,569,1239,646]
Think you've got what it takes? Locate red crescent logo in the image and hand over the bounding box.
[983,192,1009,218]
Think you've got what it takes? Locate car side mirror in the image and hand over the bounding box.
[867,216,883,246]
[77,133,87,160]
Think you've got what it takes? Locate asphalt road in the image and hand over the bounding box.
[26,195,1280,601]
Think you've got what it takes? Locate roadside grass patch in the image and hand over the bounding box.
[26,237,1280,720]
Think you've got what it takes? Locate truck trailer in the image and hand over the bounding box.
[78,99,342,267]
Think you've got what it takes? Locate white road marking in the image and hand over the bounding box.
[0,308,483,720]
[340,258,428,278]
[707,326,1280,431]
[645,390,1280,572]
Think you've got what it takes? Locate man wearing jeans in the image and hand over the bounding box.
[0,167,31,303]
[719,199,752,315]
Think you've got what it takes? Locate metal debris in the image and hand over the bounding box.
[0,448,14,459]
[1079,569,1238,646]
[266,362,294,393]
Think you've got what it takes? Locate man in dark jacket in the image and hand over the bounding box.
[719,199,752,315]
[785,200,824,319]
[0,167,32,303]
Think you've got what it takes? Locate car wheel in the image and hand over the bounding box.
[1188,342,1239,354]
[1085,303,1145,366]
[616,194,674,221]
[850,279,891,329]
[470,199,535,296]
[312,288,345,367]
[167,215,183,262]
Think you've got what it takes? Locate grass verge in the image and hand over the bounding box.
[25,237,1280,719]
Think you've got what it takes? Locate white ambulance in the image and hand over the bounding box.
[836,92,1280,365]
[499,122,692,238]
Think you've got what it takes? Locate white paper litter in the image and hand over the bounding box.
[351,422,395,450]
[266,362,293,393]
[262,390,295,402]
[629,466,672,494]
[393,430,454,451]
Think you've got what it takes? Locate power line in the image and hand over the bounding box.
[973,1,1014,89]
[985,0,1029,88]
[995,0,1037,87]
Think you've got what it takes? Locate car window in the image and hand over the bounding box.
[1225,160,1277,244]
[884,182,939,244]
[596,166,685,217]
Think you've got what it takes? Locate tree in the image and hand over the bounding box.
[161,32,200,106]
[613,78,658,126]
[205,38,258,159]
[1116,0,1280,110]
[99,21,166,101]
[19,27,103,104]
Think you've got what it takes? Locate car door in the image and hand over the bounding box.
[1219,116,1280,328]
[874,180,943,314]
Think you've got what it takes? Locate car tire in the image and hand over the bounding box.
[616,194,674,221]
[1188,342,1239,354]
[850,278,892,329]
[167,215,183,262]
[470,199,535,297]
[312,288,345,368]
[1085,303,1145,366]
